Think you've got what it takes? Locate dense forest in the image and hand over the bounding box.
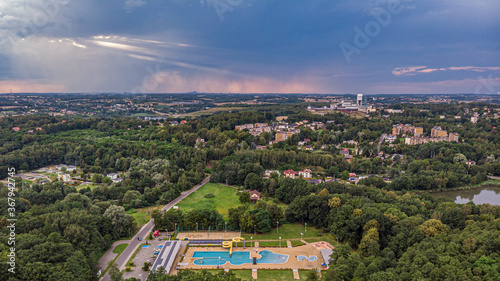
[1,101,500,280]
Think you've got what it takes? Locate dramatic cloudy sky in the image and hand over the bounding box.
[0,0,499,94]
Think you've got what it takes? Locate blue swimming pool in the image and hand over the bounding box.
[193,250,289,266]
[297,255,318,262]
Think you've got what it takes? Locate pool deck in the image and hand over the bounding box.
[180,244,325,270]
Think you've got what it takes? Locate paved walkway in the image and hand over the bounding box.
[287,240,292,248]
[293,269,299,279]
[252,269,258,279]
[317,269,322,278]
[255,241,259,247]
[301,239,308,244]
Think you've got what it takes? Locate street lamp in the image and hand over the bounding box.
[174,223,177,233]
[251,236,253,247]
[276,221,279,233]
[225,222,227,233]
[301,232,303,241]
[279,237,281,248]
[305,223,307,233]
[196,222,198,233]
[254,224,256,235]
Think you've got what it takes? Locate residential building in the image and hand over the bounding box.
[275,130,299,142]
[415,127,424,135]
[106,173,120,180]
[431,126,447,138]
[248,190,262,202]
[254,123,269,128]
[299,169,312,179]
[264,170,281,178]
[283,169,298,179]
[449,133,459,142]
[384,135,397,143]
[235,124,254,130]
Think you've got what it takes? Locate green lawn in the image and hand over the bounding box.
[241,223,324,240]
[258,270,296,281]
[232,270,253,280]
[205,269,305,280]
[76,183,98,190]
[113,243,128,254]
[175,183,242,217]
[127,205,163,226]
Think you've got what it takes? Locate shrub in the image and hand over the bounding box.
[204,193,215,198]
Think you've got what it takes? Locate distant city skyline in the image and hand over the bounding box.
[0,0,499,94]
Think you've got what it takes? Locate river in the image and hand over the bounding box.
[429,186,500,206]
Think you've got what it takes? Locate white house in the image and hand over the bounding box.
[107,173,120,180]
[264,170,281,178]
[299,169,312,179]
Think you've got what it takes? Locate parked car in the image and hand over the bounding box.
[138,236,142,241]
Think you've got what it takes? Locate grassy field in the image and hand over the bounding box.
[180,107,245,117]
[241,223,325,240]
[205,269,310,280]
[112,243,128,255]
[76,183,99,190]
[127,205,164,225]
[232,270,253,280]
[175,183,242,217]
[258,270,296,280]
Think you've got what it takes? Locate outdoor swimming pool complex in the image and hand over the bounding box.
[193,250,289,266]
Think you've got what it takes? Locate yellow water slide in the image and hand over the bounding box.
[222,237,244,256]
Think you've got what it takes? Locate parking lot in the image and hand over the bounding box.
[122,239,166,281]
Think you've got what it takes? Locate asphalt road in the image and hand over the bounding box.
[377,133,387,152]
[100,176,210,281]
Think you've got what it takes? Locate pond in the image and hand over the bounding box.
[429,186,500,206]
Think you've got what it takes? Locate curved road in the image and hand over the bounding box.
[100,176,210,281]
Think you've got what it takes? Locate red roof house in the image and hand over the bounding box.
[284,169,298,179]
[248,190,262,202]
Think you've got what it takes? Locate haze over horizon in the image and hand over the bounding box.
[0,0,499,94]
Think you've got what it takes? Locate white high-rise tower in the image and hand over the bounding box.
[357,93,363,107]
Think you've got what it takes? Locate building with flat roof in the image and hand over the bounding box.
[431,126,447,138]
[150,241,181,275]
